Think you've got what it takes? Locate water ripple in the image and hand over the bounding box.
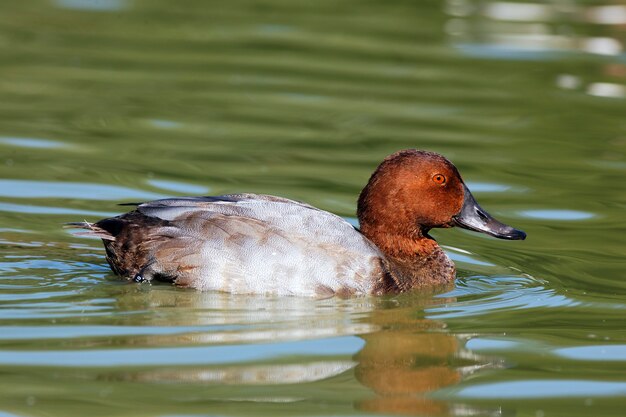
[0,202,115,217]
[449,380,626,399]
[0,180,166,200]
[53,0,127,12]
[428,275,577,319]
[557,345,626,361]
[519,209,596,221]
[0,137,69,149]
[0,336,364,367]
[146,179,210,195]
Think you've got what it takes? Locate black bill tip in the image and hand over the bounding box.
[454,185,526,241]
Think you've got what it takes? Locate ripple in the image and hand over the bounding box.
[519,209,596,220]
[428,275,576,319]
[147,179,210,195]
[0,180,166,200]
[464,338,626,364]
[465,181,512,193]
[587,82,626,99]
[451,380,626,399]
[556,345,626,361]
[444,246,496,267]
[0,290,78,302]
[0,305,112,320]
[465,338,519,351]
[0,202,115,217]
[0,325,242,340]
[147,119,182,129]
[0,336,364,367]
[455,43,560,61]
[0,137,69,149]
[257,24,297,34]
[0,228,33,233]
[279,93,329,103]
[117,361,355,385]
[53,0,127,11]
[0,259,95,274]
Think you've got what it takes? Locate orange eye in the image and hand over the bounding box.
[432,174,446,185]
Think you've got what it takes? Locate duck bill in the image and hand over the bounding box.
[453,185,526,240]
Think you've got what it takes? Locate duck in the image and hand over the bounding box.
[68,149,526,297]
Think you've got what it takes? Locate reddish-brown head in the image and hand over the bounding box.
[357,150,525,255]
[358,150,464,237]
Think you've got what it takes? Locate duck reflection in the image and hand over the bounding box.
[354,298,460,416]
[353,293,500,416]
[99,285,494,416]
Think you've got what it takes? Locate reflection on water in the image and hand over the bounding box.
[53,0,128,12]
[0,137,69,149]
[445,0,626,99]
[0,0,625,416]
[354,297,484,417]
[445,0,625,56]
[0,281,497,416]
[519,209,595,220]
[146,178,210,194]
[0,180,166,200]
[451,380,626,399]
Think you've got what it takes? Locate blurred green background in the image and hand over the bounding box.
[0,1,625,416]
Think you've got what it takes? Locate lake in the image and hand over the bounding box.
[0,1,625,416]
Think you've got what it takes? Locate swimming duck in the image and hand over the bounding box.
[69,150,525,296]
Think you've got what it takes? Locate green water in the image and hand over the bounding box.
[0,0,625,416]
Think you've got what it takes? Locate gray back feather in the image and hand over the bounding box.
[136,194,384,296]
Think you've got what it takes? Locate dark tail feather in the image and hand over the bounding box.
[64,221,116,241]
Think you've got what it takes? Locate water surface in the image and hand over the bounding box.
[0,1,625,416]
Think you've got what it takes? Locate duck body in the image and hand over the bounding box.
[71,150,525,297]
[94,194,391,296]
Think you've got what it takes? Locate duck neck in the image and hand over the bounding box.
[360,224,455,292]
[356,161,457,292]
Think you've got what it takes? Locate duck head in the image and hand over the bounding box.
[357,149,526,253]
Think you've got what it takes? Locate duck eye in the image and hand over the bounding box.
[432,174,446,185]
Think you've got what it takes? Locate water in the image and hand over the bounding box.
[0,0,625,416]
